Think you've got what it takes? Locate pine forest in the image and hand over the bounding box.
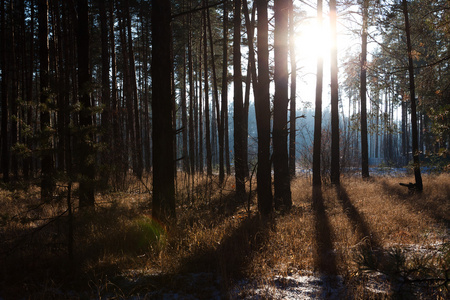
[0,0,449,298]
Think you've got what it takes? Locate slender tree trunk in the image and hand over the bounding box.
[189,2,196,180]
[206,0,224,183]
[77,0,95,207]
[203,6,212,176]
[222,0,230,176]
[39,0,55,200]
[255,0,272,215]
[181,2,189,174]
[152,0,176,223]
[288,0,296,179]
[1,0,9,183]
[273,0,292,211]
[242,1,255,178]
[402,0,423,191]
[312,0,323,186]
[233,0,245,201]
[360,0,369,178]
[330,0,340,185]
[10,0,18,180]
[125,1,143,178]
[99,0,111,185]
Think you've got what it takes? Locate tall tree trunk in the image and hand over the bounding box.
[1,0,9,183]
[203,6,212,176]
[206,0,224,183]
[402,0,423,191]
[233,0,245,201]
[151,0,176,223]
[10,0,18,180]
[288,0,296,179]
[243,1,255,179]
[222,0,230,176]
[39,0,55,200]
[181,1,189,174]
[330,0,340,185]
[360,0,369,178]
[23,0,35,179]
[255,0,272,215]
[109,0,121,181]
[273,0,292,211]
[125,1,143,178]
[312,0,323,186]
[189,2,196,179]
[198,39,204,173]
[77,0,95,207]
[99,0,111,185]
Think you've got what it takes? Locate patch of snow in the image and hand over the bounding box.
[232,273,344,299]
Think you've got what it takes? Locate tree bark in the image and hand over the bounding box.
[99,0,111,185]
[330,0,340,185]
[152,0,176,223]
[77,0,95,207]
[360,0,369,178]
[203,5,212,176]
[39,0,55,200]
[222,0,230,176]
[233,0,245,201]
[273,0,292,211]
[402,0,423,191]
[312,0,323,186]
[1,0,9,183]
[288,0,296,179]
[255,0,273,215]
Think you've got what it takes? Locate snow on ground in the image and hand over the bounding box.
[231,273,344,299]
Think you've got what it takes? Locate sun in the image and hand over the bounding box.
[295,17,330,62]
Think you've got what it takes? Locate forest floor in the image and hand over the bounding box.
[0,171,449,299]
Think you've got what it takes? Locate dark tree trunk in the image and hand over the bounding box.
[233,0,245,202]
[206,0,224,183]
[243,1,255,179]
[39,0,55,200]
[312,0,323,186]
[189,1,196,179]
[10,0,18,180]
[273,0,292,211]
[330,0,340,185]
[1,0,9,183]
[255,0,273,215]
[203,6,212,177]
[151,0,176,223]
[288,0,296,179]
[77,0,95,207]
[125,1,143,179]
[181,3,189,173]
[222,0,230,176]
[360,0,369,178]
[99,0,111,185]
[402,0,423,191]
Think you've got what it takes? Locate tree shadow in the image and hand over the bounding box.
[380,179,450,228]
[336,185,381,249]
[134,214,274,298]
[312,186,338,276]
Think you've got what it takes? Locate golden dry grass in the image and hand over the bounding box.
[0,172,448,298]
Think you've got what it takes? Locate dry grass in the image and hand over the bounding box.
[0,172,449,299]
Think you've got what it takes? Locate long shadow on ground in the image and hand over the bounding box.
[312,186,338,276]
[380,179,450,228]
[117,214,274,298]
[337,185,381,248]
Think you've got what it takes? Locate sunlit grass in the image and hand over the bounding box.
[0,172,448,298]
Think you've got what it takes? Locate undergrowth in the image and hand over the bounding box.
[0,172,449,299]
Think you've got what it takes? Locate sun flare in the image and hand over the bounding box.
[295,18,330,61]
